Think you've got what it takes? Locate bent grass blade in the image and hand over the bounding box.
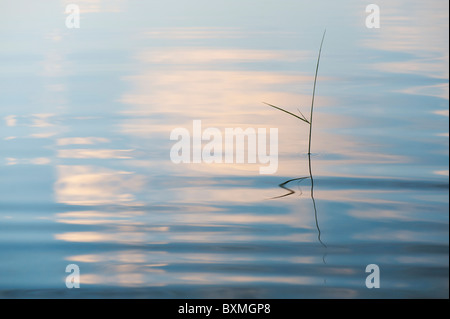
[262,102,310,124]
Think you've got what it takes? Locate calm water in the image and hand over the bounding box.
[0,0,448,298]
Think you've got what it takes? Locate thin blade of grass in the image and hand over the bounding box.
[263,102,310,124]
[308,29,326,154]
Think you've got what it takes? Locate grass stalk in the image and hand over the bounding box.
[264,30,326,155]
[308,30,326,155]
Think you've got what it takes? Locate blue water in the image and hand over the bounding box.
[0,0,448,298]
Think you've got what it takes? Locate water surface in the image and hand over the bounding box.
[0,0,448,298]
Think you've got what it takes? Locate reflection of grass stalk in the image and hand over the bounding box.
[264,30,326,155]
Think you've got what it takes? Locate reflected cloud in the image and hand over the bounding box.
[57,137,110,146]
[178,273,318,285]
[363,1,448,56]
[56,210,143,219]
[145,27,297,40]
[3,114,57,128]
[67,251,152,263]
[76,272,320,287]
[30,157,52,165]
[363,1,449,99]
[170,232,314,244]
[31,114,56,128]
[137,48,307,64]
[54,165,145,205]
[434,110,449,117]
[4,115,16,127]
[118,43,406,180]
[62,248,325,288]
[56,219,140,225]
[400,83,449,100]
[374,57,449,81]
[30,132,59,139]
[5,158,17,166]
[119,69,322,118]
[2,114,63,143]
[57,149,134,159]
[4,157,51,166]
[434,170,449,177]
[54,231,162,245]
